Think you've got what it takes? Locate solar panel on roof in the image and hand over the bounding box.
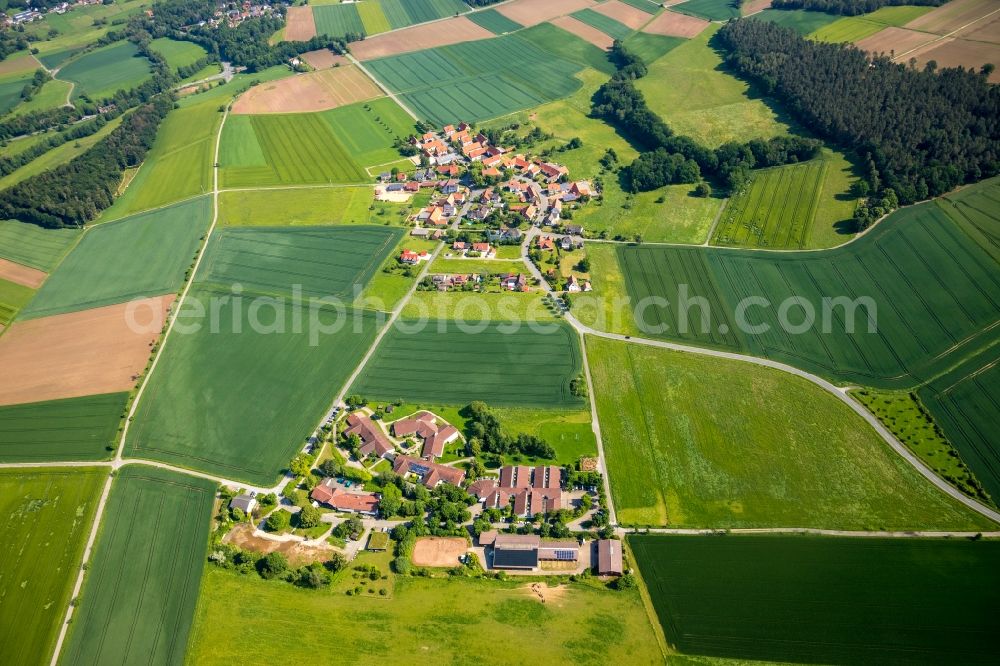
[555,550,576,560]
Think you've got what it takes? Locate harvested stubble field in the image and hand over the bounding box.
[0,392,127,462]
[232,66,381,114]
[631,535,1000,664]
[0,219,79,272]
[197,225,403,300]
[617,185,1000,389]
[587,336,992,529]
[284,5,317,40]
[20,196,212,319]
[352,16,493,61]
[908,37,1000,83]
[854,26,938,56]
[0,467,106,666]
[352,319,585,407]
[496,0,597,27]
[412,537,469,567]
[299,48,346,69]
[642,10,710,38]
[125,288,380,484]
[0,256,46,288]
[62,466,215,666]
[551,15,615,48]
[905,0,997,34]
[0,296,173,407]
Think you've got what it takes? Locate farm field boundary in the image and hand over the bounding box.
[0,392,127,462]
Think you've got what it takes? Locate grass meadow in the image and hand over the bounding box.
[0,219,79,271]
[62,466,214,666]
[617,192,1000,388]
[0,467,106,666]
[586,336,994,530]
[0,392,126,462]
[0,276,33,325]
[351,319,585,408]
[188,569,664,664]
[218,186,377,227]
[631,535,1000,664]
[401,290,562,323]
[6,77,72,117]
[57,41,152,101]
[622,32,685,64]
[20,197,212,319]
[467,8,523,34]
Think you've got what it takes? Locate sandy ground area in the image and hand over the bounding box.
[550,16,614,49]
[352,17,494,60]
[375,186,413,203]
[497,0,597,26]
[0,257,46,289]
[741,0,773,15]
[0,295,173,406]
[224,524,336,566]
[521,582,570,604]
[592,0,654,29]
[643,10,710,38]
[412,536,469,567]
[301,49,348,70]
[233,66,382,113]
[908,38,1000,81]
[285,5,317,41]
[905,0,998,35]
[855,26,939,56]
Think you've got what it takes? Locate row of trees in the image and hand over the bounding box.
[717,18,999,204]
[0,114,111,177]
[593,40,820,192]
[771,0,945,15]
[464,401,556,460]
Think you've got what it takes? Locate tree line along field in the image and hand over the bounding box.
[0,392,126,462]
[616,187,1000,389]
[631,535,1000,664]
[188,570,664,664]
[19,196,212,319]
[56,40,153,101]
[467,8,523,34]
[351,319,586,408]
[0,467,106,666]
[364,24,611,126]
[586,335,993,529]
[197,225,403,300]
[62,466,215,666]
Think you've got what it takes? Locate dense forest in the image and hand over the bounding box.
[593,41,820,192]
[0,96,172,228]
[717,19,1000,204]
[771,0,945,16]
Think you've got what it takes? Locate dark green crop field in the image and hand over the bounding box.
[352,319,585,407]
[312,3,365,38]
[198,225,403,300]
[0,219,79,271]
[631,534,1000,664]
[617,184,1000,388]
[467,8,522,34]
[0,392,126,462]
[571,8,633,40]
[378,0,468,29]
[62,466,214,666]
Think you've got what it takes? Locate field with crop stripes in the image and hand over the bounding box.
[0,392,126,462]
[617,186,1000,388]
[352,319,585,407]
[571,8,634,40]
[57,41,152,100]
[313,3,365,38]
[619,0,658,12]
[631,535,1000,664]
[220,112,368,187]
[379,0,469,28]
[358,1,392,34]
[0,220,79,271]
[365,28,599,125]
[198,226,402,300]
[62,466,214,666]
[0,277,33,325]
[467,8,523,34]
[711,160,827,249]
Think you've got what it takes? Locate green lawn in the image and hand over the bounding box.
[218,186,377,226]
[188,569,664,664]
[587,336,994,529]
[125,289,380,485]
[62,466,215,666]
[149,37,210,71]
[0,276,34,325]
[323,97,419,168]
[0,219,79,271]
[636,25,794,148]
[57,41,153,101]
[20,197,212,319]
[467,7,523,34]
[631,535,1000,664]
[352,319,586,408]
[0,392,126,462]
[0,467,106,666]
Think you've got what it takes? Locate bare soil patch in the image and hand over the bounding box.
[521,582,570,604]
[412,536,468,567]
[352,17,494,60]
[0,295,173,406]
[592,0,653,28]
[0,53,40,77]
[741,0,773,15]
[956,10,1000,43]
[551,16,615,49]
[497,0,597,27]
[909,37,1000,81]
[285,5,318,41]
[233,66,382,114]
[643,10,710,38]
[0,257,46,289]
[855,26,938,56]
[301,49,348,70]
[224,524,336,566]
[904,0,997,35]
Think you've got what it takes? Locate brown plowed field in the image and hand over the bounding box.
[232,66,382,114]
[412,537,468,567]
[643,10,711,38]
[0,295,173,406]
[301,49,348,70]
[955,10,1000,42]
[909,37,1000,81]
[904,0,998,35]
[0,257,46,289]
[592,0,653,28]
[496,0,597,27]
[741,0,773,15]
[855,27,938,56]
[352,17,494,61]
[551,16,615,49]
[284,6,317,41]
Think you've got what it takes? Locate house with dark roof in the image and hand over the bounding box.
[487,533,581,570]
[229,494,257,514]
